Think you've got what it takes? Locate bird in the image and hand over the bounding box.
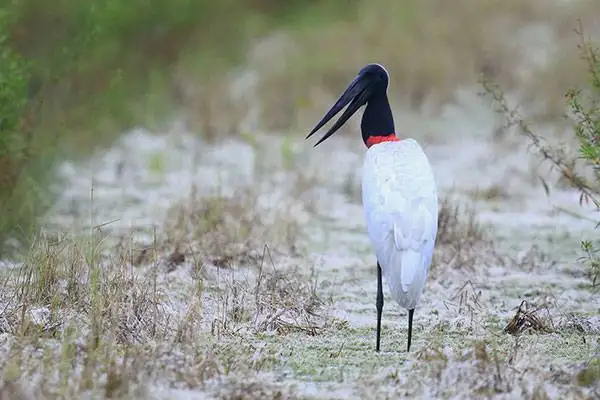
[306,63,438,352]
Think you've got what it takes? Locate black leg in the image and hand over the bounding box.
[407,308,415,352]
[376,262,384,352]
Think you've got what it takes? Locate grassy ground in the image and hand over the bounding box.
[1,127,598,398]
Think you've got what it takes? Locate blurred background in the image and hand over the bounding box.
[1,0,600,248]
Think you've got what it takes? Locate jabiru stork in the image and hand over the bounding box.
[306,63,438,352]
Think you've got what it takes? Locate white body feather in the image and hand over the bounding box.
[361,139,438,310]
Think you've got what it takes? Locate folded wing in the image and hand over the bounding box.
[392,200,436,291]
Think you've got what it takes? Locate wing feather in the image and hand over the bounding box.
[392,201,435,290]
[361,140,438,308]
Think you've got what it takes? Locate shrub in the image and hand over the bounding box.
[480,21,600,287]
[0,1,337,253]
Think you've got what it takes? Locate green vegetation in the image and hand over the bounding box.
[577,357,600,387]
[481,22,600,289]
[0,0,357,252]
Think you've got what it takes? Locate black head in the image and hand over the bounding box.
[306,63,392,147]
[358,63,390,92]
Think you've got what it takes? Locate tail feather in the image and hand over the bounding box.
[400,249,421,292]
[381,246,426,310]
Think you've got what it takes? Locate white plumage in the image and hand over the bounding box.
[362,139,438,310]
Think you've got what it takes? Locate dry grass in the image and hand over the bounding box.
[417,340,513,396]
[417,339,595,398]
[211,376,295,400]
[159,184,302,268]
[1,144,598,398]
[504,300,553,336]
[0,233,164,397]
[0,182,331,397]
[417,193,598,397]
[432,195,557,279]
[206,244,330,339]
[431,197,500,277]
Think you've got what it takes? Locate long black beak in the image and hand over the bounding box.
[306,73,372,147]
